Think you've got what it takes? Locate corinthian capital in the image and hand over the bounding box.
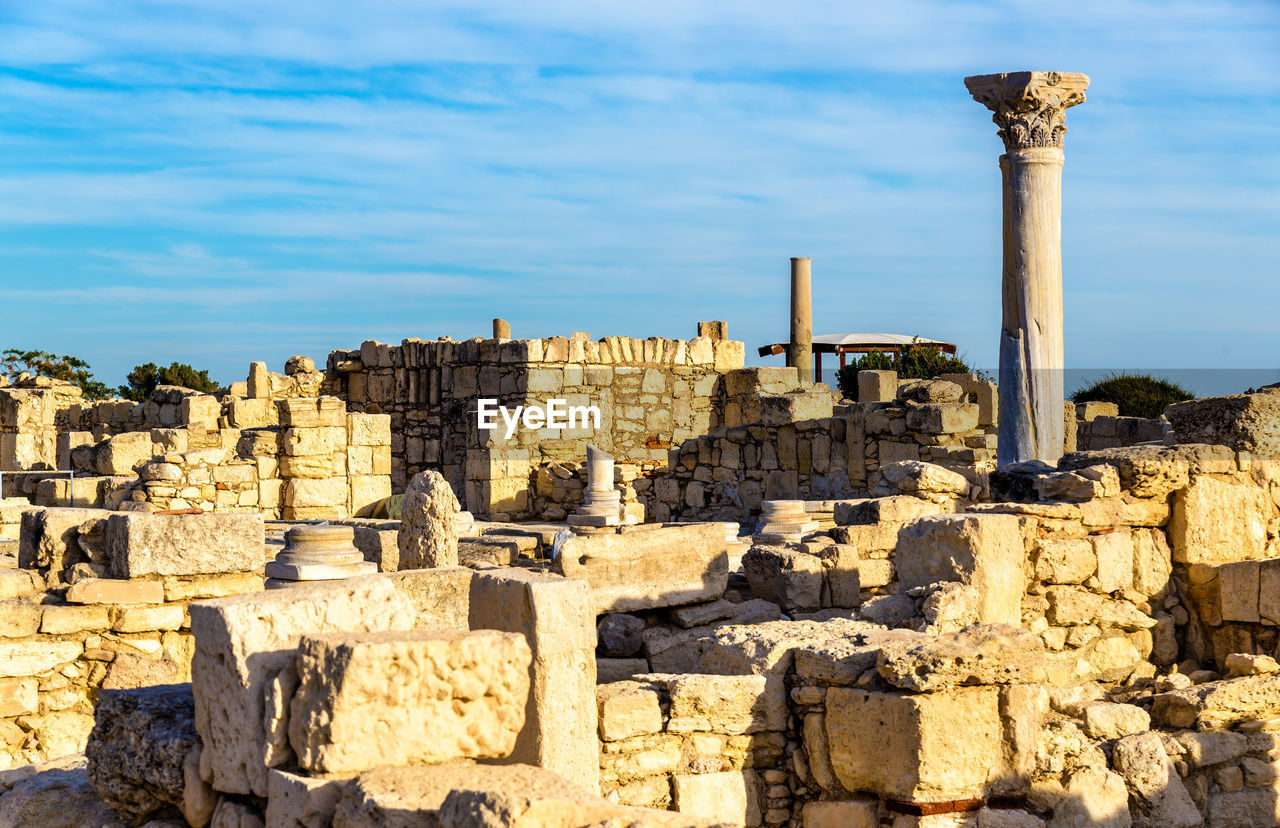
[965,71,1089,152]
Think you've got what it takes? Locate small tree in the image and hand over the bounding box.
[118,362,224,402]
[1,349,112,399]
[836,340,982,400]
[1071,373,1194,419]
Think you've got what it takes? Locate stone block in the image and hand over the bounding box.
[283,478,347,509]
[0,677,37,717]
[802,800,879,828]
[858,371,896,403]
[597,681,663,742]
[40,604,111,634]
[1092,530,1134,593]
[265,768,349,828]
[1169,476,1269,564]
[349,475,391,518]
[826,685,1014,801]
[112,603,185,633]
[876,625,1046,692]
[277,396,347,428]
[0,600,41,638]
[95,431,155,476]
[18,506,105,577]
[672,770,760,827]
[85,684,199,825]
[188,576,415,797]
[905,403,979,435]
[346,413,390,447]
[555,523,728,615]
[105,512,264,577]
[895,514,1026,625]
[657,673,786,735]
[1033,538,1095,585]
[1152,675,1280,730]
[467,567,598,791]
[1111,731,1201,828]
[289,629,531,774]
[1220,560,1261,623]
[741,546,824,612]
[1167,391,1280,454]
[0,641,82,677]
[65,578,165,605]
[281,426,346,456]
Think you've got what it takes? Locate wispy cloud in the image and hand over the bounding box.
[0,0,1276,385]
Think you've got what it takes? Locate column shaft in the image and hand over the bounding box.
[790,257,813,383]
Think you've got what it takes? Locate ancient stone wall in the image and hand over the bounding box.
[326,329,746,518]
[640,373,996,524]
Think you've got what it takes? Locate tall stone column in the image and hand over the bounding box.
[966,71,1088,467]
[790,257,813,384]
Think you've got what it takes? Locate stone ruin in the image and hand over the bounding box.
[1,70,1279,828]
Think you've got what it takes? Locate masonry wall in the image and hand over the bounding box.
[326,330,746,519]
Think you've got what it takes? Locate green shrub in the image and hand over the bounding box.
[118,362,224,402]
[1070,373,1194,419]
[2,349,112,399]
[836,341,981,401]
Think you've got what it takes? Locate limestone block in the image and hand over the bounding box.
[95,431,155,475]
[228,398,274,429]
[1167,391,1280,454]
[467,567,598,791]
[802,800,880,828]
[248,361,270,398]
[19,506,106,576]
[0,600,41,637]
[397,470,460,568]
[1092,530,1134,593]
[905,403,980,435]
[672,770,760,827]
[1049,768,1131,828]
[1110,731,1201,828]
[0,640,82,677]
[283,478,347,509]
[1130,529,1173,598]
[277,397,347,428]
[826,685,1012,801]
[349,475,391,518]
[86,684,199,825]
[182,395,220,430]
[555,523,728,614]
[0,677,37,717]
[1169,476,1269,564]
[1206,789,1280,828]
[105,512,264,577]
[858,371,897,403]
[289,629,531,774]
[1033,538,1096,585]
[597,658,648,684]
[1219,560,1261,623]
[1152,675,1280,730]
[278,453,343,479]
[876,625,1047,692]
[835,495,943,526]
[597,681,663,741]
[280,426,346,457]
[741,546,824,612]
[0,760,127,828]
[40,604,111,634]
[874,460,969,497]
[896,514,1026,625]
[112,603,185,633]
[1081,702,1149,740]
[656,673,786,735]
[65,578,165,605]
[189,577,415,797]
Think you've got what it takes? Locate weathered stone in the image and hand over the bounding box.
[742,546,824,612]
[873,460,970,497]
[86,684,198,824]
[189,577,415,797]
[876,624,1046,692]
[1176,730,1248,767]
[597,681,663,742]
[826,685,1021,802]
[1081,702,1149,740]
[0,759,126,828]
[277,396,346,428]
[18,506,104,578]
[596,613,645,658]
[1033,538,1095,585]
[264,768,349,828]
[0,640,82,678]
[1111,731,1201,828]
[1167,391,1280,454]
[801,799,879,828]
[1151,675,1280,731]
[65,578,165,604]
[289,629,530,774]
[653,672,786,735]
[896,514,1027,625]
[1048,768,1131,828]
[1169,476,1270,564]
[397,470,460,568]
[672,770,760,827]
[105,512,264,577]
[555,523,728,614]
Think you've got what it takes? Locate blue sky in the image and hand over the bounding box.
[1,1,1277,394]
